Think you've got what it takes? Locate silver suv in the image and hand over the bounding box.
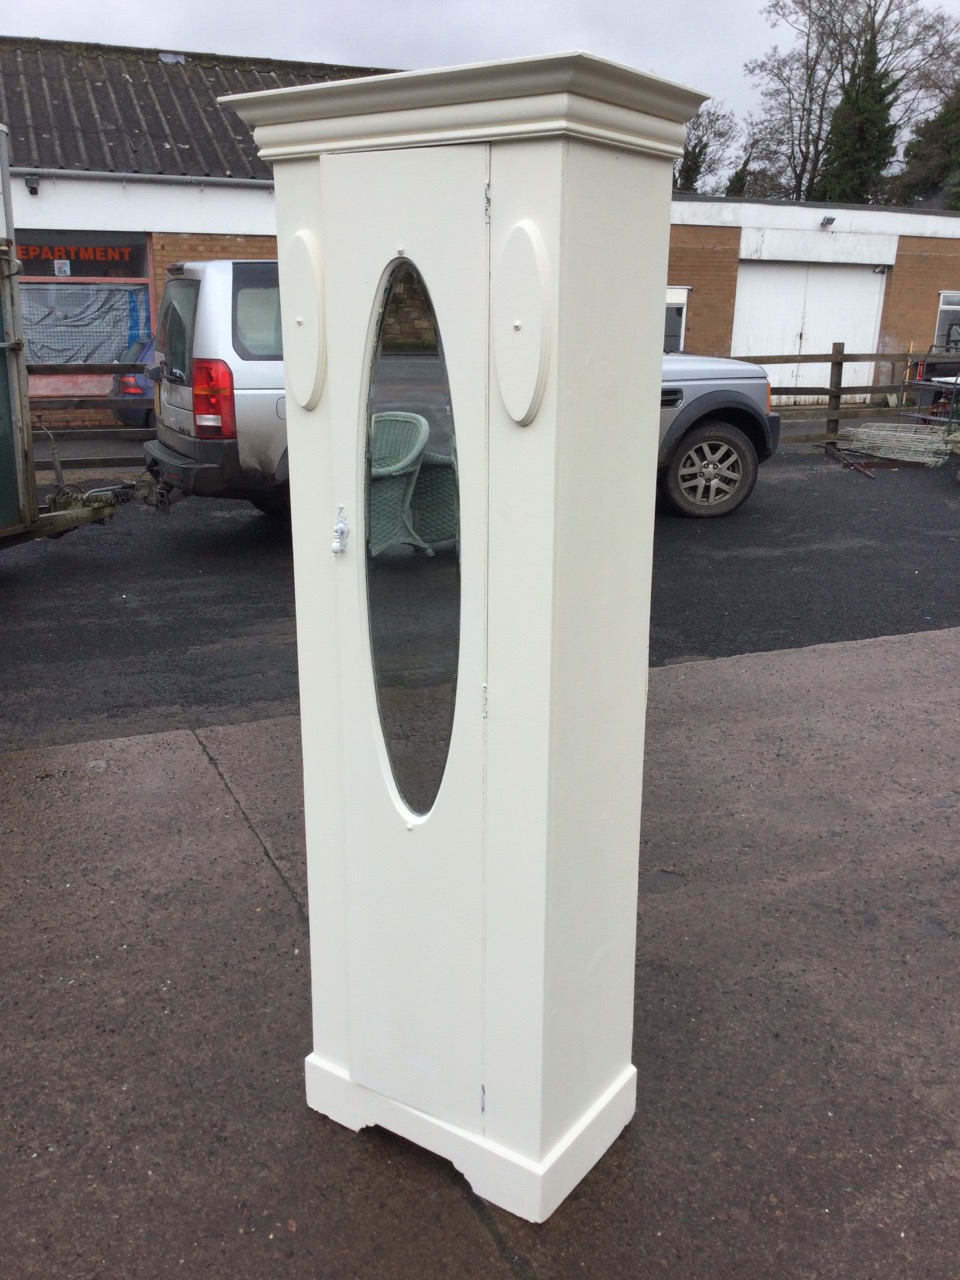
[145,260,289,515]
[659,352,779,517]
[145,260,779,519]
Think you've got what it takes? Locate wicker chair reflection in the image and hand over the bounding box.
[411,449,459,547]
[368,411,431,556]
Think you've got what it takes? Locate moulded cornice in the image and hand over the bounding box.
[224,51,706,161]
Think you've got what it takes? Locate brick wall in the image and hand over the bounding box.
[380,267,438,352]
[30,407,113,430]
[667,225,740,356]
[879,236,960,354]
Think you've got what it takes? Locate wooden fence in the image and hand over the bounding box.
[731,344,925,437]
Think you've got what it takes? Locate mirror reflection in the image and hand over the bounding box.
[366,262,460,814]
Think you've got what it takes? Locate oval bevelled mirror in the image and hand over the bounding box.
[365,261,460,815]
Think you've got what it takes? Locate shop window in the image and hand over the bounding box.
[14,230,151,365]
[19,282,150,364]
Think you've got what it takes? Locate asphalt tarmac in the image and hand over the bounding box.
[651,443,960,665]
[3,438,960,749]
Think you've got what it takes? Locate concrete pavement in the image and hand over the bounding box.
[3,626,960,1278]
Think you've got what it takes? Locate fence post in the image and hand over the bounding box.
[827,341,844,440]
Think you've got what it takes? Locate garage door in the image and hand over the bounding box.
[731,262,887,405]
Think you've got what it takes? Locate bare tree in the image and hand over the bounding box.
[744,0,959,200]
[743,0,842,199]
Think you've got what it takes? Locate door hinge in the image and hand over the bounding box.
[482,684,488,718]
[484,182,491,225]
[481,1084,486,1113]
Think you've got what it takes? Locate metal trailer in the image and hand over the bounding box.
[0,123,121,551]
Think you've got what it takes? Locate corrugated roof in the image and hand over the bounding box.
[0,37,388,180]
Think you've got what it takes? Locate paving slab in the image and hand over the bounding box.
[2,626,960,1278]
[0,729,513,1280]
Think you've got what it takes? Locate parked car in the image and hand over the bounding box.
[659,352,780,517]
[145,260,288,515]
[110,337,156,429]
[145,259,779,519]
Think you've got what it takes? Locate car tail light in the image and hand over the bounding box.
[119,374,143,395]
[766,381,771,414]
[192,359,236,439]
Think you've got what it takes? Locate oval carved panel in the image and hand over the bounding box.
[492,219,550,426]
[284,229,326,411]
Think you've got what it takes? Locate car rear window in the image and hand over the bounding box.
[155,279,199,382]
[118,337,153,364]
[232,261,282,361]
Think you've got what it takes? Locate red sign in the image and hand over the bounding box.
[14,230,148,278]
[17,243,135,264]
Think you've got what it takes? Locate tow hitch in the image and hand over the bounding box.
[135,473,187,513]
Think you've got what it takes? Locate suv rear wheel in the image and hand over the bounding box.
[248,495,291,519]
[663,421,758,517]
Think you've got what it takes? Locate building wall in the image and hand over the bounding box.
[666,225,740,356]
[881,236,960,354]
[9,177,277,238]
[670,199,960,367]
[380,265,439,352]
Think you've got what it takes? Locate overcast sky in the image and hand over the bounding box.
[2,0,776,122]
